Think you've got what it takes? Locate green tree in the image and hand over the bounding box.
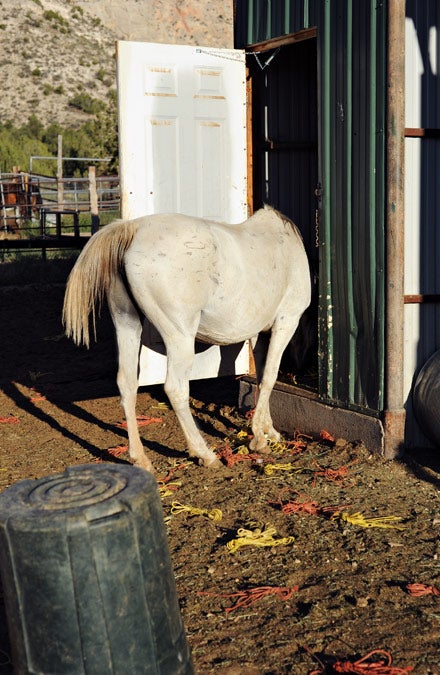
[0,98,118,177]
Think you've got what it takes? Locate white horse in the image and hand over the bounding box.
[63,206,311,472]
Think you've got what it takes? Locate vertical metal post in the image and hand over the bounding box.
[384,0,406,457]
[57,135,63,209]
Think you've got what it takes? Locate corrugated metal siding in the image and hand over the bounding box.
[319,0,386,413]
[234,0,320,44]
[404,1,440,446]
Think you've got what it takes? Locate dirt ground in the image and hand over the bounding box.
[0,283,439,674]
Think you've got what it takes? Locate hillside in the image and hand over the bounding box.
[0,0,234,128]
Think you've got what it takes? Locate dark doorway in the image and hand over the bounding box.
[247,37,319,388]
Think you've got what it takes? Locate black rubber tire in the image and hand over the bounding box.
[413,349,440,448]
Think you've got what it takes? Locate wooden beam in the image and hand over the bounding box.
[245,27,317,53]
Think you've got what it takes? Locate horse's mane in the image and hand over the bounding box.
[263,203,304,242]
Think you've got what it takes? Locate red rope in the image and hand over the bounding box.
[216,442,264,467]
[273,489,350,517]
[116,415,162,428]
[406,582,440,597]
[157,462,188,484]
[309,648,413,674]
[198,585,299,613]
[107,445,128,457]
[320,429,335,442]
[311,459,358,488]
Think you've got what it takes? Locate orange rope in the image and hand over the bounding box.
[406,582,440,597]
[0,416,19,424]
[286,432,311,454]
[29,389,46,402]
[116,416,162,428]
[217,442,264,467]
[157,462,188,484]
[273,489,350,517]
[198,585,299,613]
[107,445,128,457]
[311,459,358,487]
[320,429,335,442]
[308,648,413,674]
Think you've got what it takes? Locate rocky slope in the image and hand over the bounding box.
[0,0,233,127]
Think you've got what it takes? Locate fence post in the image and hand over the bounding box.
[57,135,63,209]
[88,166,100,234]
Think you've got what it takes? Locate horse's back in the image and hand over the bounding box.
[125,209,310,307]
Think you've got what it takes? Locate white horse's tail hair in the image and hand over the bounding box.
[63,219,139,347]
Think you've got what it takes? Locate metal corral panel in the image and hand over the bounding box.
[235,0,320,43]
[404,2,440,446]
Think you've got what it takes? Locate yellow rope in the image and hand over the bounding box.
[266,439,293,454]
[226,522,295,553]
[264,462,303,476]
[171,501,222,522]
[158,481,181,498]
[332,511,405,530]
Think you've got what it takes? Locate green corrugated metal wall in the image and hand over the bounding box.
[235,1,387,414]
[235,0,320,41]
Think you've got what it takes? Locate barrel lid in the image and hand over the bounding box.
[0,464,158,527]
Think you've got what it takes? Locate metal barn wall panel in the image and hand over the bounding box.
[404,2,440,446]
[319,1,386,413]
[234,0,320,44]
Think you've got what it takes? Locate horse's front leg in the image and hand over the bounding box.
[250,321,299,452]
[164,338,221,468]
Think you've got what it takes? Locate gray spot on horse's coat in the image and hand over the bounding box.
[185,241,206,250]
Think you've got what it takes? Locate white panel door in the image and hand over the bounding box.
[117,41,247,223]
[117,41,250,385]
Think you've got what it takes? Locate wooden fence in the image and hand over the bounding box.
[0,171,120,253]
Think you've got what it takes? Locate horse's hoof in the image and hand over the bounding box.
[132,457,155,473]
[200,456,222,469]
[249,436,270,453]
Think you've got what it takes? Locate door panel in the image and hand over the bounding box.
[117,41,248,223]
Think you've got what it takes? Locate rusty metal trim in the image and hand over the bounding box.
[405,127,440,138]
[404,294,440,304]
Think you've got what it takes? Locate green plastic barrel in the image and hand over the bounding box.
[0,464,194,674]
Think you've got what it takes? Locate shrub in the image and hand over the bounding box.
[68,93,106,115]
[43,10,68,28]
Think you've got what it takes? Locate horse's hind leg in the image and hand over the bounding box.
[250,316,302,452]
[108,277,153,472]
[163,335,221,468]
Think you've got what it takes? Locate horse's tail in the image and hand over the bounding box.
[63,219,139,347]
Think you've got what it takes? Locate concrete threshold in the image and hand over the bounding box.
[238,377,388,456]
